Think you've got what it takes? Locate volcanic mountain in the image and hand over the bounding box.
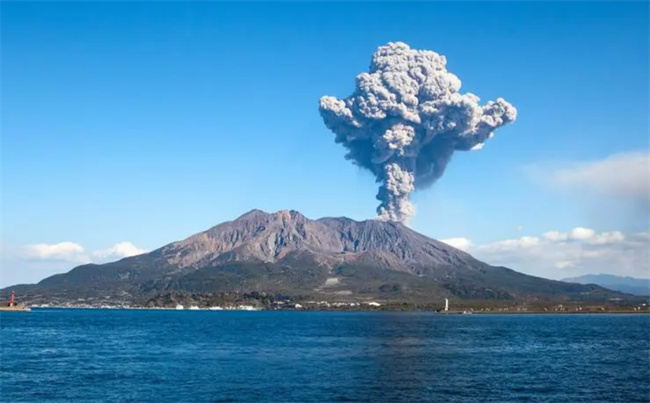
[4,210,635,306]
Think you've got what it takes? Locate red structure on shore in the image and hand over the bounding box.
[0,290,30,312]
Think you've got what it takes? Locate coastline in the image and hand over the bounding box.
[13,306,650,314]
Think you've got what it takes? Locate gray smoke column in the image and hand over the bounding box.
[319,42,517,223]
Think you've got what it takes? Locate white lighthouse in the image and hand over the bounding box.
[444,298,449,311]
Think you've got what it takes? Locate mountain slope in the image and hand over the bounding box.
[3,210,639,305]
[562,274,650,296]
[157,209,480,272]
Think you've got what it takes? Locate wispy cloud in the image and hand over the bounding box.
[552,151,649,199]
[546,151,650,209]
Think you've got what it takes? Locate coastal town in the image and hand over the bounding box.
[27,299,385,311]
[17,295,649,314]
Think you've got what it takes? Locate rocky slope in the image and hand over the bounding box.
[158,209,480,274]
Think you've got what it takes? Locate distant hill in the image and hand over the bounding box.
[2,210,640,306]
[562,274,650,296]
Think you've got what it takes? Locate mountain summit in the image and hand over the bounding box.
[158,209,478,275]
[5,210,635,305]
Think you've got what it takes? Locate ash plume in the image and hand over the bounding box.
[319,42,517,223]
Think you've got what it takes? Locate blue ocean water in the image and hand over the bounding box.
[1,310,648,403]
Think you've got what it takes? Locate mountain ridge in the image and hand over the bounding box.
[562,274,650,296]
[2,209,641,306]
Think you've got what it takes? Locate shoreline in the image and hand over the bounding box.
[10,306,650,314]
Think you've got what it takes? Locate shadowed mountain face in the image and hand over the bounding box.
[3,210,638,305]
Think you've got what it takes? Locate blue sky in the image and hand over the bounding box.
[1,1,648,285]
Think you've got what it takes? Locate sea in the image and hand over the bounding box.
[1,310,648,403]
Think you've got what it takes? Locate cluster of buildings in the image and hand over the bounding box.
[174,304,260,311]
[272,300,382,309]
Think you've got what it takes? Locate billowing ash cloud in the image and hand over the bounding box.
[319,42,517,223]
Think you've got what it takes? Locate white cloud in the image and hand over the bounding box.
[551,151,650,205]
[2,240,149,287]
[541,228,625,245]
[462,229,650,279]
[16,241,146,265]
[569,227,595,240]
[21,242,91,263]
[478,236,540,253]
[543,230,568,242]
[555,260,575,269]
[92,242,147,261]
[440,237,473,251]
[590,231,625,245]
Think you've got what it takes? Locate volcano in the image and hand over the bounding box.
[3,210,635,306]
